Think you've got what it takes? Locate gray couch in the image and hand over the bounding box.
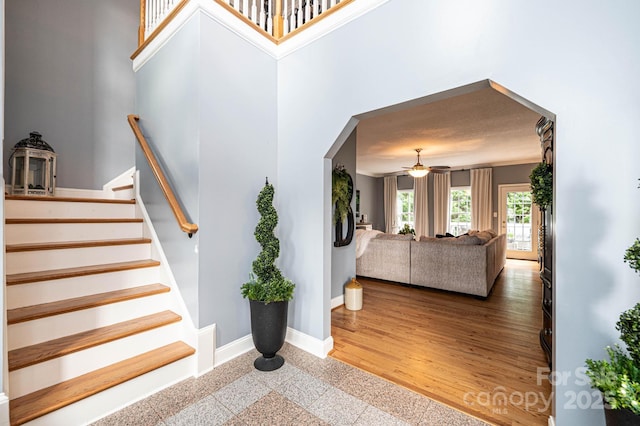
[356,232,507,297]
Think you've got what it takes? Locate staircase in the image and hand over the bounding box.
[4,189,195,425]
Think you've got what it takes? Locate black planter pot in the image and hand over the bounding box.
[604,405,640,426]
[249,300,288,371]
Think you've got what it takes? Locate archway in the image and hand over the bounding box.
[325,79,556,424]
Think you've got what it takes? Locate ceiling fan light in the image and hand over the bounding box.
[408,168,429,178]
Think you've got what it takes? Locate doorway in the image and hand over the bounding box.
[499,183,539,260]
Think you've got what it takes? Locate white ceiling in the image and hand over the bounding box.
[355,87,542,177]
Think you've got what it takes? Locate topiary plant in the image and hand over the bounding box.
[241,178,295,302]
[529,162,553,209]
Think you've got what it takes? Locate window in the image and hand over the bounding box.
[396,189,414,230]
[506,191,533,251]
[450,187,471,236]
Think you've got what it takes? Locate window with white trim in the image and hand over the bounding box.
[396,189,414,231]
[449,187,471,236]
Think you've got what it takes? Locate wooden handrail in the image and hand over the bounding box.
[127,115,198,237]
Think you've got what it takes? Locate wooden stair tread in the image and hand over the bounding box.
[9,310,182,371]
[112,184,134,191]
[9,341,195,426]
[6,259,161,286]
[6,218,143,224]
[6,238,152,252]
[7,283,170,324]
[5,195,135,204]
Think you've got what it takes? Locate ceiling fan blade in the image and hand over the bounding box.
[428,166,450,173]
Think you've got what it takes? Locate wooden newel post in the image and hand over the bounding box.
[274,0,284,39]
[138,0,146,46]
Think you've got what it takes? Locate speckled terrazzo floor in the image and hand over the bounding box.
[91,343,488,426]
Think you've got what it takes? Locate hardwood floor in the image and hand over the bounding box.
[330,259,551,426]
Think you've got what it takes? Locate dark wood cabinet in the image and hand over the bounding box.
[536,117,554,369]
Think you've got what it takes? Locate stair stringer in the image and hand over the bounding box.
[133,170,215,377]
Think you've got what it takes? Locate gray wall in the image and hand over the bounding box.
[372,164,536,236]
[135,16,201,327]
[331,130,356,299]
[355,174,383,231]
[135,12,278,345]
[4,0,138,189]
[276,1,640,424]
[198,15,277,344]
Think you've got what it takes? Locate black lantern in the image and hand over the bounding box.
[10,131,57,196]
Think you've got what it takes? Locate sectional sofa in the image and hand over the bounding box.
[355,230,507,297]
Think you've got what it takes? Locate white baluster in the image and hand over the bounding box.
[243,0,249,18]
[330,0,337,7]
[283,0,289,34]
[314,0,319,17]
[145,0,151,34]
[234,0,240,12]
[296,0,303,28]
[259,0,266,30]
[251,0,258,24]
[151,0,157,28]
[322,0,328,13]
[304,0,310,23]
[266,0,273,34]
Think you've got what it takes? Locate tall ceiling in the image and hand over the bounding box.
[355,87,542,177]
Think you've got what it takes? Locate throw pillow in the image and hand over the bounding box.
[449,235,483,245]
[376,233,415,241]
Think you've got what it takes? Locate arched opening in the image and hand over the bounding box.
[326,80,555,425]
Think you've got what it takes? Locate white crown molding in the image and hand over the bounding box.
[133,0,390,71]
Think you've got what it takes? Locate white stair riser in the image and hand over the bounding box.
[24,355,194,426]
[5,222,144,244]
[8,293,171,350]
[6,244,152,274]
[5,200,135,219]
[7,267,162,309]
[9,322,184,398]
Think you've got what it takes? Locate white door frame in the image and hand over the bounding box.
[498,183,539,260]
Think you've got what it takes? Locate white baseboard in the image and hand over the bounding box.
[0,393,9,426]
[196,325,216,376]
[286,327,334,359]
[215,327,335,367]
[331,295,344,309]
[214,334,255,367]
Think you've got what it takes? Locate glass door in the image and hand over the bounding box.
[499,184,539,260]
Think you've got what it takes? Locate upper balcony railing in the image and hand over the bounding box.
[137,0,354,47]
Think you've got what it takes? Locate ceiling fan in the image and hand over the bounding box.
[403,148,450,177]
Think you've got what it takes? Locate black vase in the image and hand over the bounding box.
[604,405,640,426]
[249,300,288,371]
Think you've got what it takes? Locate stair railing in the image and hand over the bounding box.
[136,0,354,49]
[127,114,198,237]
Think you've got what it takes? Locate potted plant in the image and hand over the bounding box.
[332,164,355,247]
[241,178,295,371]
[398,223,416,236]
[585,180,640,424]
[529,161,553,209]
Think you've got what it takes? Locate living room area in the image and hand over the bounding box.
[329,81,553,425]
